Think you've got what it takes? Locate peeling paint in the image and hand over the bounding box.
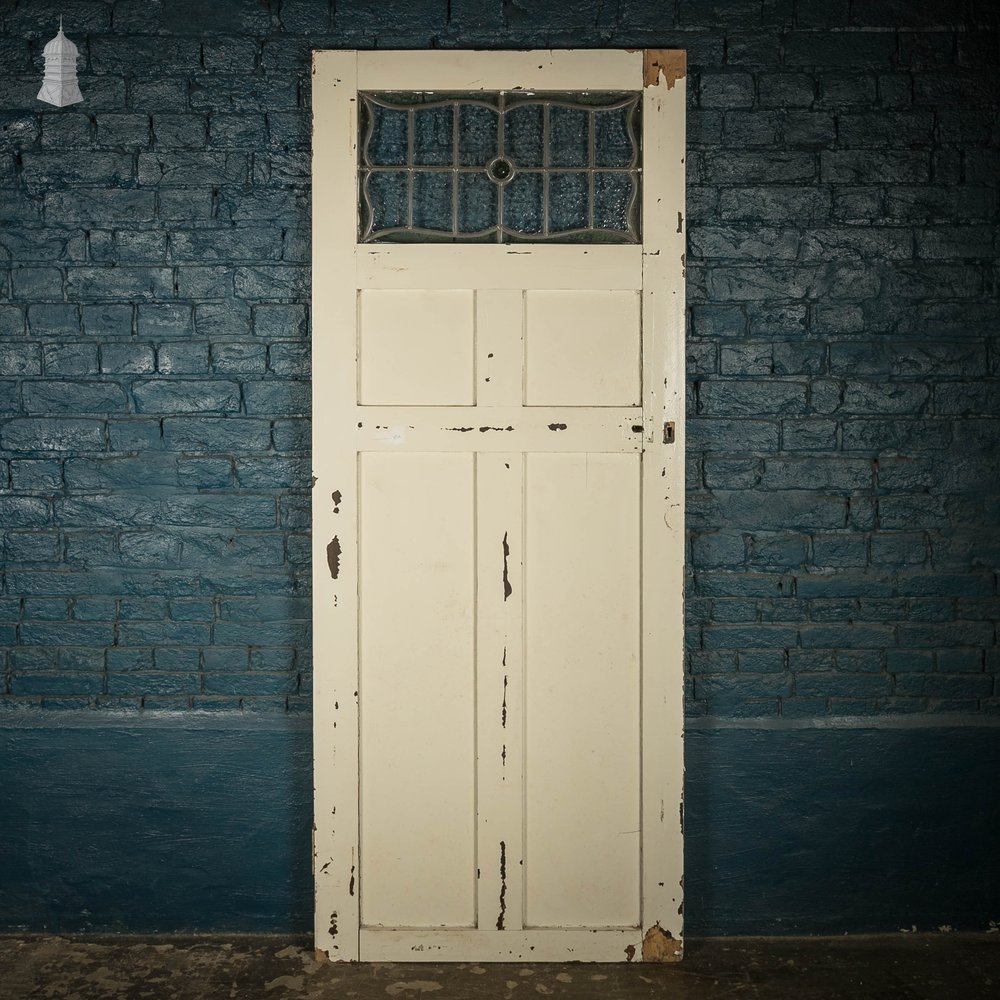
[547,423,567,431]
[331,490,342,513]
[502,532,512,601]
[349,864,356,896]
[641,924,682,963]
[624,944,635,962]
[329,912,338,939]
[643,49,686,88]
[480,425,515,432]
[446,426,475,432]
[497,841,508,930]
[326,537,342,580]
[502,671,508,728]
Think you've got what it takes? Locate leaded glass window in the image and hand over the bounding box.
[358,92,641,244]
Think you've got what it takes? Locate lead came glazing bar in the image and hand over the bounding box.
[358,91,641,244]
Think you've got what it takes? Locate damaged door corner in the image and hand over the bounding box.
[643,49,686,89]
[641,924,682,963]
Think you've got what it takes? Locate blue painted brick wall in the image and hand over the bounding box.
[0,0,998,721]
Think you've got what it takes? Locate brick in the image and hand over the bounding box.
[196,302,253,340]
[202,673,298,696]
[172,228,283,262]
[157,342,209,374]
[133,379,241,415]
[137,305,194,340]
[45,189,156,224]
[201,36,261,73]
[800,624,894,648]
[820,149,929,183]
[176,458,234,489]
[781,419,838,451]
[101,343,156,375]
[747,532,809,568]
[67,266,173,302]
[162,417,271,453]
[96,114,152,148]
[242,380,309,416]
[108,673,200,696]
[784,31,897,68]
[23,380,127,415]
[722,110,780,147]
[0,342,41,376]
[764,456,872,491]
[1,418,105,453]
[138,152,248,187]
[699,379,807,416]
[42,342,98,376]
[719,187,830,223]
[705,152,818,186]
[758,73,815,107]
[700,72,755,108]
[795,673,891,698]
[10,459,63,492]
[12,673,105,696]
[12,267,63,299]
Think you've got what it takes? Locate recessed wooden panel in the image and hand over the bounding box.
[359,289,475,405]
[524,452,641,928]
[359,451,476,928]
[525,290,641,406]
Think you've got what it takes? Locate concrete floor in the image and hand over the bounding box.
[1,935,997,999]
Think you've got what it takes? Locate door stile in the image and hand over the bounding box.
[312,50,362,962]
[639,57,686,960]
[475,453,525,932]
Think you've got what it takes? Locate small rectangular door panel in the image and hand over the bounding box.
[359,289,476,405]
[359,451,477,928]
[524,452,642,928]
[525,290,641,406]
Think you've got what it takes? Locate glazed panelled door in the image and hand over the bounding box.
[312,50,686,963]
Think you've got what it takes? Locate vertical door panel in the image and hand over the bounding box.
[524,453,642,928]
[359,452,477,928]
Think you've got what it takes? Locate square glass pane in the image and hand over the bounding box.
[593,172,635,234]
[457,171,497,234]
[412,171,453,232]
[367,105,408,166]
[548,172,589,233]
[503,171,543,236]
[413,106,454,166]
[504,104,543,168]
[594,106,635,168]
[549,106,589,167]
[458,105,498,166]
[364,171,409,236]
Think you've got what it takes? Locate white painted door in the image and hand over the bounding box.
[312,50,686,963]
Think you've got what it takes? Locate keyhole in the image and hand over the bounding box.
[488,157,514,183]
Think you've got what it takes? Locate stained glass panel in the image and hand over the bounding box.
[358,91,641,243]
